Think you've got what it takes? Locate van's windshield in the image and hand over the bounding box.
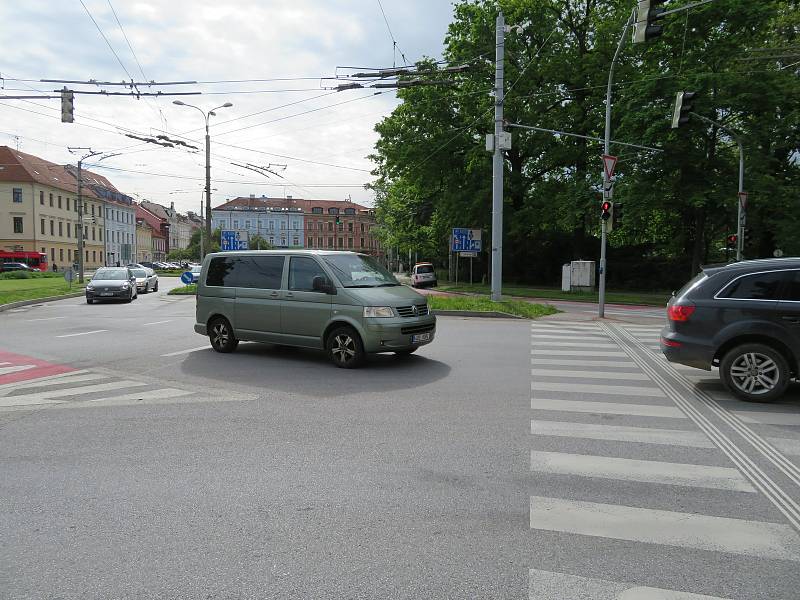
[322,254,399,288]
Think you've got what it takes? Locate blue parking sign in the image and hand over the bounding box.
[451,228,482,252]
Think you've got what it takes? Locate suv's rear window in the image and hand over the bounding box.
[719,271,785,300]
[415,265,434,274]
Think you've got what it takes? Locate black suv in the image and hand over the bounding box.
[662,258,800,402]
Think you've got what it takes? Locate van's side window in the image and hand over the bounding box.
[206,257,235,286]
[235,256,284,289]
[289,257,327,292]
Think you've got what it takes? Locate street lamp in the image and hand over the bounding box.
[173,100,233,258]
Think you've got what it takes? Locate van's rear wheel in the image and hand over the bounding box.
[209,317,238,353]
[326,326,365,368]
[720,343,789,403]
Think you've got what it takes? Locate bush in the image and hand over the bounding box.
[0,271,32,280]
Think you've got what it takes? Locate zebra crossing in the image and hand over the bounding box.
[0,368,193,410]
[529,320,800,599]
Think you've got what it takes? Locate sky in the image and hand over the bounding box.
[0,0,456,215]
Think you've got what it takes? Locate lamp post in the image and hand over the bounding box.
[172,100,233,258]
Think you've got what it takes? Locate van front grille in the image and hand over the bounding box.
[396,304,429,318]
[400,324,435,336]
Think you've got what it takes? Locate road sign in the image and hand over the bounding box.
[602,154,618,180]
[180,271,194,285]
[774,249,784,258]
[451,228,482,252]
[459,252,478,258]
[63,268,75,283]
[738,191,748,210]
[221,230,249,251]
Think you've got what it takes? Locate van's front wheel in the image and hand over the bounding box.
[209,317,239,353]
[326,326,365,368]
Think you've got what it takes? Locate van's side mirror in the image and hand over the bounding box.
[312,275,334,294]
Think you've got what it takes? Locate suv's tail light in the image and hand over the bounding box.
[667,303,696,322]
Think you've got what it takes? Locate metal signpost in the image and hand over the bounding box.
[221,230,249,251]
[63,267,75,291]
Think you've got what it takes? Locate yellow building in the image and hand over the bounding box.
[0,146,110,270]
[136,218,154,262]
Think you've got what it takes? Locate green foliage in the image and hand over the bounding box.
[168,284,197,295]
[0,271,62,280]
[427,295,559,319]
[370,0,800,287]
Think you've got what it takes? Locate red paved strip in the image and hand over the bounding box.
[0,350,75,385]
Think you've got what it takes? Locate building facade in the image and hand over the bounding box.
[0,146,113,270]
[211,196,381,255]
[135,218,153,262]
[136,204,167,261]
[102,195,136,266]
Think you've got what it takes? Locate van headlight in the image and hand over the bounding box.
[86,284,94,291]
[363,306,395,318]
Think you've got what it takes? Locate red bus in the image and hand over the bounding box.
[0,251,49,271]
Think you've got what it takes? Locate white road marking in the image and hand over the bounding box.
[0,369,89,392]
[160,346,209,357]
[531,358,639,368]
[0,364,36,376]
[0,372,103,394]
[87,388,191,403]
[736,411,800,426]
[7,380,148,403]
[530,450,754,492]
[24,316,67,322]
[143,320,172,326]
[531,369,649,381]
[531,420,715,448]
[767,437,800,457]
[532,349,627,357]
[0,397,66,407]
[56,329,108,338]
[532,398,685,419]
[528,569,731,600]
[531,333,609,340]
[532,341,618,348]
[532,381,664,397]
[529,496,800,560]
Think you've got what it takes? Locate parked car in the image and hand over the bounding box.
[411,262,437,288]
[662,257,800,402]
[139,261,154,269]
[194,250,435,368]
[85,267,138,304]
[0,262,33,273]
[131,268,159,293]
[189,264,201,283]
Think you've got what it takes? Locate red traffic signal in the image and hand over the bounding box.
[726,234,738,249]
[601,201,613,221]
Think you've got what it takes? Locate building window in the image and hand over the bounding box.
[58,222,63,237]
[68,249,72,261]
[49,193,53,207]
[338,223,343,232]
[293,236,299,246]
[99,229,102,242]
[59,248,64,262]
[12,188,23,203]
[360,237,365,248]
[51,248,55,261]
[39,191,44,205]
[317,237,323,247]
[312,207,323,214]
[58,196,62,209]
[269,236,275,245]
[348,222,353,232]
[345,208,355,215]
[233,220,239,228]
[338,237,343,247]
[308,237,314,248]
[245,220,251,228]
[50,220,54,236]
[66,198,70,211]
[308,222,314,230]
[92,251,96,262]
[328,207,338,215]
[100,251,103,263]
[92,228,96,241]
[360,223,366,233]
[327,222,333,232]
[318,222,323,231]
[348,237,353,248]
[41,219,45,235]
[327,237,333,248]
[67,223,71,238]
[280,222,286,230]
[13,217,23,233]
[91,205,95,217]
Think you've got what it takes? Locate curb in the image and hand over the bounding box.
[432,309,525,319]
[0,291,85,313]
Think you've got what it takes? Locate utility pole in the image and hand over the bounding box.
[68,147,102,283]
[491,11,505,302]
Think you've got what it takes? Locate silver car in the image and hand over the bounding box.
[131,268,159,293]
[86,267,138,304]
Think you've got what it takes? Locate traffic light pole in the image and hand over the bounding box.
[689,112,745,261]
[599,8,636,318]
[490,11,505,302]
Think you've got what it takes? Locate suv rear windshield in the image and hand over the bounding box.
[322,254,399,288]
[415,265,434,274]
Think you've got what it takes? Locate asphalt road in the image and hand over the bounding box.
[1,280,800,598]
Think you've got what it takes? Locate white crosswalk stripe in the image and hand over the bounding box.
[532,380,664,397]
[531,358,641,368]
[529,569,732,600]
[530,496,800,560]
[532,420,715,448]
[532,398,686,419]
[531,368,650,381]
[531,349,628,357]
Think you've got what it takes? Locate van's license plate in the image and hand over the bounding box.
[412,332,431,344]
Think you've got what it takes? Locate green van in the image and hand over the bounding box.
[194,250,436,368]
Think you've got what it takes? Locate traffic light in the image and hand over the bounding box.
[614,203,623,227]
[633,0,667,44]
[60,88,74,123]
[601,201,613,221]
[672,91,696,129]
[743,228,752,245]
[726,234,737,249]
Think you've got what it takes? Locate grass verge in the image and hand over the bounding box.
[168,284,197,295]
[436,283,670,306]
[0,277,85,305]
[427,295,558,319]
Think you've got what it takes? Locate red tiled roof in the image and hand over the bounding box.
[136,204,166,236]
[213,197,372,213]
[0,145,122,202]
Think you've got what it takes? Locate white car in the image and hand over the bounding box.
[131,268,159,293]
[411,263,437,288]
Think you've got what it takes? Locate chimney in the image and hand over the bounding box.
[287,195,292,199]
[250,194,255,198]
[170,201,175,211]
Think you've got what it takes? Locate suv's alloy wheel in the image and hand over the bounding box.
[209,317,239,353]
[720,343,790,402]
[326,326,365,368]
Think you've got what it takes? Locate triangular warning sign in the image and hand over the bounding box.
[602,154,618,180]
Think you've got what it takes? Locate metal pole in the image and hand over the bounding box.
[77,160,85,283]
[199,197,204,259]
[490,11,505,302]
[205,120,212,260]
[736,139,745,261]
[600,9,636,318]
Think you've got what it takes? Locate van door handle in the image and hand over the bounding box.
[782,316,800,324]
[269,291,279,298]
[285,292,294,298]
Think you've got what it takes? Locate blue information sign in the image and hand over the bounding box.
[180,271,194,285]
[451,228,482,252]
[221,230,249,251]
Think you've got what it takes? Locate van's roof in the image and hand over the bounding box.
[206,249,366,257]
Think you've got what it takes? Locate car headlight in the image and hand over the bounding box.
[121,283,129,289]
[363,306,395,318]
[86,285,94,291]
